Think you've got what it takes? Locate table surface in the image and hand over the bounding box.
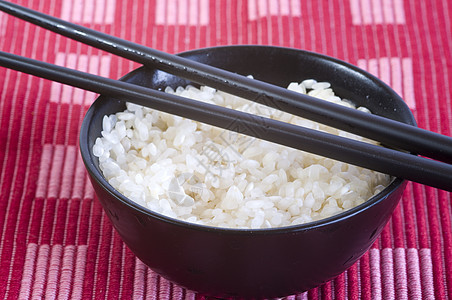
[0,0,451,299]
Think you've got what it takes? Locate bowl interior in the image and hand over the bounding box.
[81,45,415,230]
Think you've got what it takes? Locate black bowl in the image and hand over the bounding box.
[80,46,415,299]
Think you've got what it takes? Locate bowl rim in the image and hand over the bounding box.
[80,45,413,235]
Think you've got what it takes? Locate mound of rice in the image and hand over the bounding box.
[93,78,390,229]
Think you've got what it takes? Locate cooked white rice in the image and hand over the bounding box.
[93,78,390,229]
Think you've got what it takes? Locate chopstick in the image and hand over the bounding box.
[1,51,452,192]
[1,1,452,164]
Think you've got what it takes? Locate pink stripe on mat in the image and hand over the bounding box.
[104,0,117,24]
[18,243,38,299]
[198,0,210,25]
[369,248,382,300]
[359,0,372,24]
[82,0,95,24]
[382,0,395,23]
[45,145,65,199]
[185,290,197,300]
[349,0,363,25]
[371,0,383,24]
[158,275,172,299]
[44,244,63,300]
[167,0,178,25]
[59,146,76,199]
[394,248,408,300]
[70,245,88,300]
[0,13,6,37]
[402,58,416,109]
[177,0,188,25]
[393,0,406,23]
[256,0,268,19]
[379,57,391,88]
[407,248,422,300]
[172,285,184,299]
[83,174,95,200]
[419,248,435,299]
[133,258,147,300]
[146,267,159,299]
[72,151,91,199]
[31,244,50,299]
[390,57,402,100]
[381,248,395,300]
[35,144,53,198]
[58,245,77,299]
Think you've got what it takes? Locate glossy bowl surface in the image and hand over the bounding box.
[80,46,415,299]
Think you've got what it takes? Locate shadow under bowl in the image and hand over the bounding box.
[80,46,415,299]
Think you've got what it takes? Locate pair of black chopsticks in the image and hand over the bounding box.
[0,1,451,192]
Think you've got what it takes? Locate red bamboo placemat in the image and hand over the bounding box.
[0,0,451,299]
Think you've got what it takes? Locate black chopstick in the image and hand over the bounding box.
[1,1,452,164]
[1,51,452,192]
